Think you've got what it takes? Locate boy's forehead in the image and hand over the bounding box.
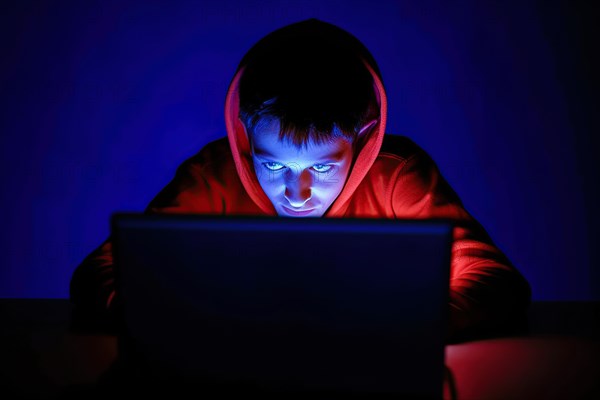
[249,119,354,160]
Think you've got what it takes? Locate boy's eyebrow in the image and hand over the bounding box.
[252,147,348,163]
[319,149,348,162]
[252,147,276,158]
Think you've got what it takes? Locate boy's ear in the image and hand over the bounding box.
[237,116,255,153]
[358,119,379,138]
[238,116,253,141]
[238,116,248,135]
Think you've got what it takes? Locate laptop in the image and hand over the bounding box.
[111,214,453,397]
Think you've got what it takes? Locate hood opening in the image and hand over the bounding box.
[224,19,388,216]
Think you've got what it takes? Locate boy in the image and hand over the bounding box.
[71,19,531,341]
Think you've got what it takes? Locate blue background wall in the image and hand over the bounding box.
[1,0,598,300]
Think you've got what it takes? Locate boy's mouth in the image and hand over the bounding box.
[280,205,316,216]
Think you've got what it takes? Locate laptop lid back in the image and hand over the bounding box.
[112,214,452,397]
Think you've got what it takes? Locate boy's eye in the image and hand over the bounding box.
[263,162,286,171]
[312,164,332,173]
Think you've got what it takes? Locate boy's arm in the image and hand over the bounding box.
[69,155,221,324]
[390,149,531,341]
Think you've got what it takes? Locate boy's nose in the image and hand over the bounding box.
[284,169,312,207]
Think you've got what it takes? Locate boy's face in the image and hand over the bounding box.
[249,119,355,217]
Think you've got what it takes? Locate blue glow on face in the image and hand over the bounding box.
[249,119,355,217]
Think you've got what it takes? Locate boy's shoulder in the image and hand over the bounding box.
[191,136,233,165]
[176,137,239,182]
[378,134,427,163]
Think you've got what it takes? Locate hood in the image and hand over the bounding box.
[224,19,388,217]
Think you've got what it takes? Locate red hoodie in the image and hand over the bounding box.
[70,19,530,340]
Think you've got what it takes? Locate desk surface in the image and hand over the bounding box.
[1,299,599,399]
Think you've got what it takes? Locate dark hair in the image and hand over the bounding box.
[238,20,381,147]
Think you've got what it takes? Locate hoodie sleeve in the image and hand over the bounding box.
[390,148,531,341]
[69,155,222,323]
